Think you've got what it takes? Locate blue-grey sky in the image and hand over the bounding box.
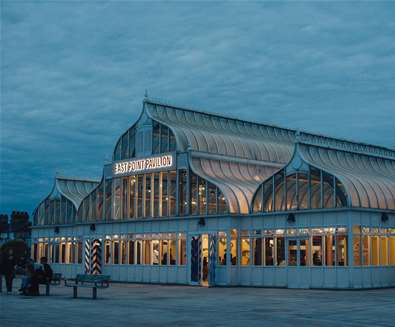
[1,1,395,216]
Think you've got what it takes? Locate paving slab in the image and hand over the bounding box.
[1,278,395,327]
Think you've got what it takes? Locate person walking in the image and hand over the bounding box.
[3,249,16,294]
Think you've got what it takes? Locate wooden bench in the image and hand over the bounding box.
[64,274,110,299]
[40,273,62,296]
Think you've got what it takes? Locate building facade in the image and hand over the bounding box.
[31,98,395,288]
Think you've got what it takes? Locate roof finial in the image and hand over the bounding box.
[144,89,148,98]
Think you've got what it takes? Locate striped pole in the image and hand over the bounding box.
[91,239,102,275]
[84,240,91,274]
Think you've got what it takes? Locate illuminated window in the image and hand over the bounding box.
[178,234,187,265]
[230,229,238,265]
[217,232,227,265]
[128,240,135,264]
[169,239,176,265]
[241,236,250,266]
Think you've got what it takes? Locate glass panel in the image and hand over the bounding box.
[77,240,82,264]
[144,240,152,265]
[114,140,121,161]
[274,173,285,211]
[362,234,370,266]
[129,176,136,218]
[389,237,395,265]
[136,240,142,264]
[160,240,168,265]
[137,175,143,217]
[104,239,111,264]
[169,239,176,265]
[300,239,309,266]
[179,170,188,216]
[336,234,347,266]
[265,237,274,266]
[152,239,160,265]
[122,178,128,219]
[113,178,122,220]
[168,171,177,216]
[276,236,285,266]
[105,179,112,220]
[288,240,297,266]
[335,178,348,207]
[198,177,206,215]
[128,240,135,264]
[190,173,198,215]
[312,236,323,266]
[230,229,237,265]
[253,186,263,213]
[160,125,169,153]
[218,232,227,265]
[113,240,119,264]
[121,133,128,159]
[169,129,176,152]
[253,237,263,265]
[128,127,135,158]
[353,234,361,266]
[325,234,335,266]
[152,121,160,154]
[298,173,309,209]
[381,236,388,266]
[241,237,250,265]
[217,190,228,214]
[371,236,380,266]
[323,172,335,208]
[178,234,187,265]
[97,183,103,221]
[145,174,152,217]
[286,174,297,210]
[153,173,160,218]
[161,172,168,217]
[120,239,127,264]
[207,183,217,215]
[310,167,321,209]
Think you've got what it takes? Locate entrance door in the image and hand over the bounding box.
[287,237,310,288]
[190,236,201,284]
[190,234,215,286]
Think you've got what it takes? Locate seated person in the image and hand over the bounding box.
[19,263,39,296]
[36,257,53,284]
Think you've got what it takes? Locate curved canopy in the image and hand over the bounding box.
[48,176,100,209]
[298,143,395,210]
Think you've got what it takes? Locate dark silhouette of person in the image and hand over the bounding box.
[36,257,53,284]
[3,249,16,294]
[19,263,39,296]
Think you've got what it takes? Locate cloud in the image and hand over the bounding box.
[1,1,395,215]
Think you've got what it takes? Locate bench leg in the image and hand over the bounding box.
[46,284,50,296]
[73,286,77,298]
[92,287,97,300]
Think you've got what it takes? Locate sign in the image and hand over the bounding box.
[113,154,173,176]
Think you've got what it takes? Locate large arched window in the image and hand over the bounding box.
[33,195,76,226]
[76,178,104,223]
[113,121,176,161]
[252,165,348,213]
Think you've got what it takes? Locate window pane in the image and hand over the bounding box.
[325,234,335,266]
[276,236,285,266]
[104,239,111,264]
[160,240,168,265]
[253,237,263,265]
[312,236,323,266]
[122,178,128,219]
[207,183,217,215]
[198,177,206,215]
[113,240,119,264]
[169,239,176,265]
[168,171,177,216]
[153,173,160,218]
[265,237,274,266]
[286,174,297,210]
[152,121,160,154]
[169,130,176,152]
[336,234,347,266]
[300,239,309,266]
[113,178,121,220]
[298,173,309,209]
[137,175,143,217]
[178,234,187,265]
[217,190,228,214]
[288,240,297,266]
[152,240,160,265]
[241,238,250,266]
[120,239,127,264]
[310,167,321,209]
[128,240,135,264]
[190,173,198,215]
[389,236,395,265]
[381,236,388,266]
[136,240,142,264]
[230,229,237,265]
[128,127,135,158]
[179,170,188,216]
[353,234,361,266]
[371,236,380,266]
[218,232,227,265]
[362,234,370,266]
[129,177,136,218]
[121,133,128,159]
[145,174,152,217]
[161,172,168,217]
[160,125,169,153]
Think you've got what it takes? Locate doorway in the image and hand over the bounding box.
[287,237,310,288]
[190,234,211,286]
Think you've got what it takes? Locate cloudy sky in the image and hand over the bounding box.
[1,1,395,216]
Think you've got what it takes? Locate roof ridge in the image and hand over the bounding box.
[144,97,395,157]
[55,175,101,183]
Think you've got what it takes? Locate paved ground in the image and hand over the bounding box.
[1,278,395,327]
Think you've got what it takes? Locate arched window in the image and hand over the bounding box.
[33,196,76,226]
[252,165,348,213]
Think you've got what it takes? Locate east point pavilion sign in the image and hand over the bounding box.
[113,154,174,176]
